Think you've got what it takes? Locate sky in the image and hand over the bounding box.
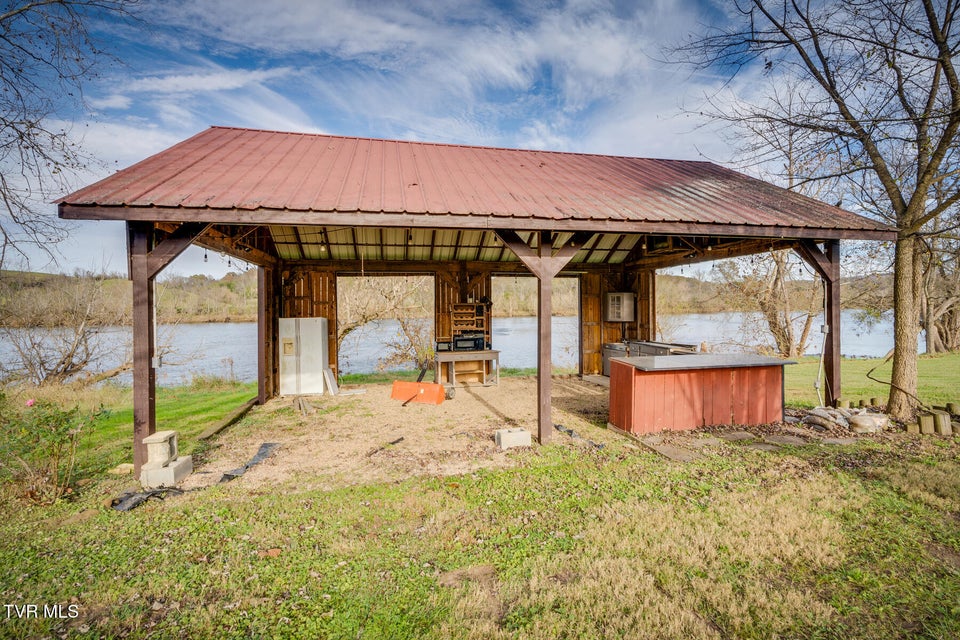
[21,0,751,278]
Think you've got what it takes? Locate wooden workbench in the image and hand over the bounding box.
[434,350,500,387]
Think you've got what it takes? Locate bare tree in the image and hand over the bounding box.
[336,275,432,347]
[0,0,137,268]
[921,231,960,353]
[377,317,435,372]
[0,271,129,385]
[714,251,821,358]
[676,0,960,418]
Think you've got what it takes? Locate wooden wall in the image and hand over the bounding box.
[258,266,280,402]
[580,272,630,375]
[631,269,656,342]
[280,268,339,375]
[271,262,650,385]
[435,268,492,341]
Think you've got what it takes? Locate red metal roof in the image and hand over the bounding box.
[59,126,893,238]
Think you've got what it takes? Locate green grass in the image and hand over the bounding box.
[0,360,958,638]
[85,381,256,472]
[0,437,958,639]
[784,351,960,408]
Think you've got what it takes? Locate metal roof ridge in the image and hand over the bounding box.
[203,125,717,165]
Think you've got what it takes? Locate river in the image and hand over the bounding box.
[0,311,918,386]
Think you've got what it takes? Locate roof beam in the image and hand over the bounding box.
[196,227,279,267]
[141,222,211,279]
[625,237,797,270]
[58,204,897,242]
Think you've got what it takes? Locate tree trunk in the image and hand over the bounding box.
[888,235,921,418]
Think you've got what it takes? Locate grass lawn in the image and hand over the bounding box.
[785,352,960,408]
[4,380,258,478]
[0,360,958,638]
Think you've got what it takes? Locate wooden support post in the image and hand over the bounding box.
[129,222,156,475]
[795,240,841,406]
[636,269,656,341]
[128,221,213,474]
[824,240,841,407]
[496,229,592,443]
[537,267,554,443]
[257,265,278,404]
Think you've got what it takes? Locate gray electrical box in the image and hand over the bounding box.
[605,292,636,322]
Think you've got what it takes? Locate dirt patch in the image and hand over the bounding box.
[926,542,960,571]
[437,564,498,589]
[181,377,616,491]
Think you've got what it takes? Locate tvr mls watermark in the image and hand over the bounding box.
[4,604,80,619]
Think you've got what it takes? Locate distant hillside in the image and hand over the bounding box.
[657,272,894,315]
[0,268,893,329]
[0,270,259,328]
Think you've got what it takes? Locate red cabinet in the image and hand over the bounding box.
[608,355,791,435]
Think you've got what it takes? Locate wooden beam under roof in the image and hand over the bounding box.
[624,237,798,270]
[195,226,279,267]
[58,204,897,242]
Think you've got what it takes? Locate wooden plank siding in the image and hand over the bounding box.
[609,360,785,434]
[257,266,280,402]
[579,272,630,375]
[434,268,492,342]
[280,268,339,377]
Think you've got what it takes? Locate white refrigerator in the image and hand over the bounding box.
[278,317,329,395]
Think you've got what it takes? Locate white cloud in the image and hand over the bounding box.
[76,121,186,167]
[88,94,132,110]
[126,67,293,94]
[146,0,705,132]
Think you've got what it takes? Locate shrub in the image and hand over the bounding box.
[0,392,102,504]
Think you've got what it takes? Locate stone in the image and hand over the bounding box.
[849,414,889,434]
[802,415,835,431]
[808,407,850,428]
[719,431,755,442]
[494,428,531,450]
[919,413,936,435]
[140,455,192,489]
[142,430,179,470]
[906,423,921,435]
[641,442,703,462]
[764,434,807,446]
[933,411,953,436]
[686,437,724,449]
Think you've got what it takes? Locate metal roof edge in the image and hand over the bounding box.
[58,203,898,241]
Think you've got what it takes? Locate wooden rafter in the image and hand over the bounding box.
[197,227,278,267]
[292,226,306,260]
[625,237,797,270]
[143,222,211,278]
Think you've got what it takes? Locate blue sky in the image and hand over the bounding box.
[33,0,752,278]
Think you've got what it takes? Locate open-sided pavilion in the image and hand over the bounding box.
[57,126,896,473]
